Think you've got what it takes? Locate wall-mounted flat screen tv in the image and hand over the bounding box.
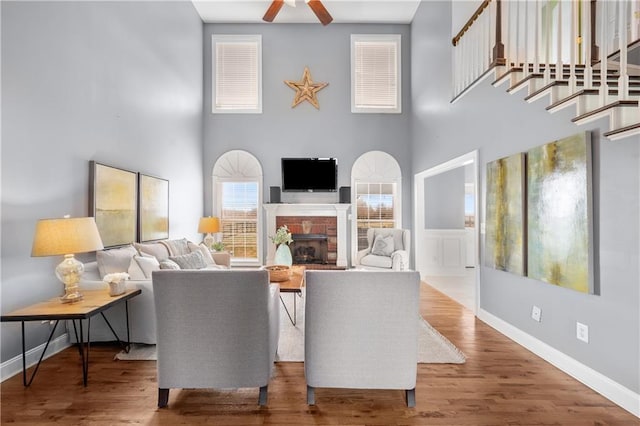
[282,158,337,192]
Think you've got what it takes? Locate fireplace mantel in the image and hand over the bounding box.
[264,203,350,267]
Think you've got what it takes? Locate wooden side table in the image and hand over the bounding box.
[274,265,305,326]
[1,288,141,387]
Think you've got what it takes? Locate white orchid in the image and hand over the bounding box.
[103,272,130,284]
[270,225,293,245]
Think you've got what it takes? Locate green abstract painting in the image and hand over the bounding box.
[485,153,525,275]
[527,132,593,294]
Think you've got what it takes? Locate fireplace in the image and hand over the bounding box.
[290,234,328,264]
[276,216,336,264]
[264,203,350,267]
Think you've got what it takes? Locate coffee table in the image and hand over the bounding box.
[274,265,305,326]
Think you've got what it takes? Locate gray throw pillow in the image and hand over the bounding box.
[371,234,394,257]
[96,245,138,278]
[159,259,181,270]
[168,250,207,270]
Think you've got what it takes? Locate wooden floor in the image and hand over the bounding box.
[1,283,636,425]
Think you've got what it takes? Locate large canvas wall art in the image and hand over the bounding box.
[527,132,593,294]
[485,153,526,275]
[89,161,138,248]
[138,174,169,242]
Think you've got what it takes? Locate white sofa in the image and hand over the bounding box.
[304,270,421,406]
[154,269,280,407]
[71,239,231,344]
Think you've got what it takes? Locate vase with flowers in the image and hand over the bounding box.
[270,225,293,266]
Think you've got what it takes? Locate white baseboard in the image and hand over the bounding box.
[1,333,71,383]
[478,309,640,418]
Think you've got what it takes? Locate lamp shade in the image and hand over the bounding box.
[198,216,220,234]
[32,217,104,257]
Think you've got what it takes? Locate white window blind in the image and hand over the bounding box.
[355,182,397,250]
[219,181,259,261]
[213,35,262,113]
[351,34,401,113]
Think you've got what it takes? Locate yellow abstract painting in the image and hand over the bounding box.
[139,174,169,242]
[485,153,525,275]
[91,162,137,248]
[527,132,593,294]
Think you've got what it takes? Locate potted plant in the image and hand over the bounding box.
[211,241,225,252]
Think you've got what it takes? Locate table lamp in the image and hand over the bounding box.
[31,216,104,303]
[198,216,220,250]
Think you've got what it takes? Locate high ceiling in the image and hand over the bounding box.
[191,0,422,24]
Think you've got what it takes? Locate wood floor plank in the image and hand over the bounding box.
[1,282,636,425]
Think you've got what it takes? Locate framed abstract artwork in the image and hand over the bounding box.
[485,153,526,275]
[138,173,169,242]
[89,161,138,248]
[527,132,594,294]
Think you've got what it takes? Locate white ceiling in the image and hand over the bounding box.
[191,0,422,24]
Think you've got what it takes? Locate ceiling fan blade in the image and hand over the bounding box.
[307,0,333,25]
[263,0,285,22]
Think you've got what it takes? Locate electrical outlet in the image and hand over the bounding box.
[576,322,589,343]
[531,305,542,322]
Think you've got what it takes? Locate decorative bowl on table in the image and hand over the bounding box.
[265,265,292,282]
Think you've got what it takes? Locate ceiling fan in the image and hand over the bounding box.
[263,0,333,26]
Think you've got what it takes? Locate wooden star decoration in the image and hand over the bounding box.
[284,66,328,109]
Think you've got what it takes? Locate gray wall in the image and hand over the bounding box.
[411,1,639,392]
[1,1,203,361]
[424,166,465,229]
[202,23,412,262]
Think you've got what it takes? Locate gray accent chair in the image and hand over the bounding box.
[153,270,280,407]
[304,270,421,407]
[355,228,411,270]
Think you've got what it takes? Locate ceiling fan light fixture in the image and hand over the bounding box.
[307,0,333,26]
[263,0,332,25]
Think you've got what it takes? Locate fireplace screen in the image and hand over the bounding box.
[290,234,328,264]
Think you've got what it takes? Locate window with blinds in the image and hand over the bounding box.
[355,182,397,250]
[351,34,401,113]
[212,35,262,113]
[219,181,259,261]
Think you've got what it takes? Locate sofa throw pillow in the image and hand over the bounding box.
[134,254,160,278]
[187,241,217,266]
[168,250,207,270]
[134,242,170,262]
[371,234,395,257]
[96,245,138,279]
[127,257,147,280]
[161,238,190,256]
[159,259,181,270]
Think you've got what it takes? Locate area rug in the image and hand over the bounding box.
[115,294,466,364]
[274,293,465,364]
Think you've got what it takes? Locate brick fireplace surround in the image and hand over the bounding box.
[276,216,336,264]
[264,204,350,267]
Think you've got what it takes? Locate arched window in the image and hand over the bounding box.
[350,151,402,263]
[212,150,263,266]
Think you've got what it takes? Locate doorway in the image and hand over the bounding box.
[414,151,479,313]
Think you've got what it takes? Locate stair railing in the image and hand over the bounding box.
[452,0,640,140]
[451,0,505,102]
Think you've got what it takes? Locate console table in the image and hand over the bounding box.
[1,288,141,387]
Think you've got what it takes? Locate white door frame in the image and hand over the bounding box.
[413,150,480,314]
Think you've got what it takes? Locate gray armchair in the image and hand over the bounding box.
[304,270,421,406]
[355,228,411,270]
[153,270,280,407]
